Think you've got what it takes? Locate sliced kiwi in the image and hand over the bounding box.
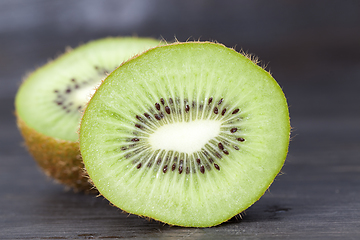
[15,37,162,192]
[79,42,290,226]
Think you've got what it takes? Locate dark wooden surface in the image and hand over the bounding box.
[1,1,360,239]
[2,97,360,239]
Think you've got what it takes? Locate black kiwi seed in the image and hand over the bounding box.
[135,124,142,129]
[196,159,201,165]
[185,105,190,112]
[237,137,245,142]
[169,98,174,105]
[221,108,226,116]
[155,103,160,111]
[165,106,171,114]
[172,163,176,171]
[218,98,223,105]
[154,114,161,120]
[214,163,220,170]
[136,115,144,122]
[160,98,165,105]
[163,165,168,173]
[137,163,142,169]
[233,145,239,150]
[232,108,239,114]
[131,138,139,142]
[214,107,218,114]
[178,165,183,174]
[200,165,205,174]
[223,149,229,155]
[208,97,213,105]
[144,113,151,119]
[218,142,224,150]
[230,128,237,133]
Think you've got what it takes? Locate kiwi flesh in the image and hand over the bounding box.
[79,42,290,226]
[15,37,162,192]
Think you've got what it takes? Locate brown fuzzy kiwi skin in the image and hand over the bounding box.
[16,115,96,193]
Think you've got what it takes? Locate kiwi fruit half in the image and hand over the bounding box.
[79,42,290,227]
[15,37,162,192]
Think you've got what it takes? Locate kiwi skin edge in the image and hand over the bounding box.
[16,116,95,192]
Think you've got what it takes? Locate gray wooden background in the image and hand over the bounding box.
[1,0,359,239]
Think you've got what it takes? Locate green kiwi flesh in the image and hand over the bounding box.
[80,42,290,226]
[15,37,162,192]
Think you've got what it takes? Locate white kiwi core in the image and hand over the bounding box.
[72,84,99,107]
[148,120,222,154]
